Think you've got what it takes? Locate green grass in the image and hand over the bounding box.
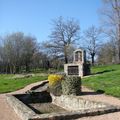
[1,64,120,98]
[82,64,120,98]
[0,74,47,93]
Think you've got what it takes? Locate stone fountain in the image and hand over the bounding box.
[64,49,90,77]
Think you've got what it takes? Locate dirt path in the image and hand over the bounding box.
[76,86,120,120]
[0,81,120,120]
[0,80,47,120]
[0,94,21,120]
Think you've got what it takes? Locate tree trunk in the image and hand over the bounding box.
[15,65,20,73]
[65,55,68,64]
[64,45,68,64]
[118,24,120,63]
[25,62,30,72]
[91,53,95,66]
[10,65,13,74]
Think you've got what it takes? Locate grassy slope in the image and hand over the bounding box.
[0,74,47,93]
[1,65,120,97]
[82,64,120,98]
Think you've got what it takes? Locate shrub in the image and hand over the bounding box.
[62,76,81,95]
[48,74,64,96]
[48,74,63,86]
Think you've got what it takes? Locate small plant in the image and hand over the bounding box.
[62,76,81,95]
[48,74,63,86]
[48,74,64,96]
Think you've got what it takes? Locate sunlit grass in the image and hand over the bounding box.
[0,74,47,93]
[82,64,120,98]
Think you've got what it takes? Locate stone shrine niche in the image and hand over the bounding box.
[75,51,79,62]
[74,49,85,64]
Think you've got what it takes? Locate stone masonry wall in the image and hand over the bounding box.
[52,94,108,111]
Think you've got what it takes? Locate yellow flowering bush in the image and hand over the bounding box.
[48,74,64,96]
[48,74,63,86]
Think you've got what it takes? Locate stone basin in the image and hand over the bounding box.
[6,81,120,120]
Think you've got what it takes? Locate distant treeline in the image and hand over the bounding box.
[0,32,63,74]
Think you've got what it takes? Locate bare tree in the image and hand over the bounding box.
[22,35,38,72]
[97,41,116,64]
[45,16,80,63]
[0,32,39,73]
[83,26,102,65]
[3,32,25,73]
[100,0,120,63]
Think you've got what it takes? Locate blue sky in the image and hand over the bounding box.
[0,0,102,42]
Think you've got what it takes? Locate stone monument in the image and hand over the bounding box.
[64,49,90,77]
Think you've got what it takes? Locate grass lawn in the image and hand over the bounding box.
[0,74,47,93]
[1,64,120,98]
[82,64,120,98]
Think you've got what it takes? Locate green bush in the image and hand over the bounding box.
[62,76,81,95]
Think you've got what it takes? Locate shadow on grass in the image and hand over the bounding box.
[92,69,115,75]
[81,89,105,96]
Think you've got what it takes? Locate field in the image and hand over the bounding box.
[0,64,120,98]
[0,74,47,93]
[82,64,120,98]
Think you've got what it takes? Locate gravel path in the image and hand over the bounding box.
[0,94,21,120]
[76,86,120,120]
[0,81,120,120]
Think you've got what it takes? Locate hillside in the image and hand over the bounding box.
[82,64,120,98]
